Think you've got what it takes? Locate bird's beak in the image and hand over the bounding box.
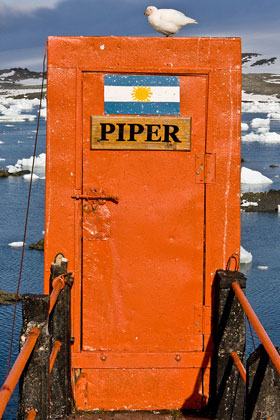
[144,11,148,15]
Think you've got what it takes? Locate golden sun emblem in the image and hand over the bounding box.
[131,86,152,102]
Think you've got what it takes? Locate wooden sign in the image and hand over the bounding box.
[90,116,191,151]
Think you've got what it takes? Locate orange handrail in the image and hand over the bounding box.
[27,409,37,419]
[231,351,246,384]
[49,341,62,373]
[232,281,280,375]
[48,275,66,314]
[0,327,40,419]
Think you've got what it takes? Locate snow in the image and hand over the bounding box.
[0,71,15,78]
[242,54,280,74]
[242,91,280,103]
[241,122,249,131]
[8,241,25,247]
[19,78,43,86]
[240,246,253,264]
[241,167,273,185]
[242,131,280,143]
[241,200,258,207]
[242,101,280,113]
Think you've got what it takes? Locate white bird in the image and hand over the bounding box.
[144,6,198,36]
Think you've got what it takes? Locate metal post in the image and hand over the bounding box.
[246,345,280,420]
[0,328,40,419]
[207,269,246,419]
[17,295,51,420]
[48,256,73,418]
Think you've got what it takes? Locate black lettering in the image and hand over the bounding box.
[128,124,144,141]
[116,123,126,141]
[163,125,181,143]
[145,124,161,142]
[99,123,115,141]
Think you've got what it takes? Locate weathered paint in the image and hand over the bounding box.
[45,36,241,411]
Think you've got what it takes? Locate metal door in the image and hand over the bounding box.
[80,72,208,409]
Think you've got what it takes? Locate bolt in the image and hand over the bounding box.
[100,354,107,362]
[70,337,75,344]
[175,354,181,362]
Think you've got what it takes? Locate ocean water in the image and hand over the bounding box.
[0,112,279,418]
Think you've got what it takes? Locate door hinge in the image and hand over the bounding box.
[195,153,216,184]
[194,304,211,335]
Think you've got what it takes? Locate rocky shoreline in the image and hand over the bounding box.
[0,168,30,177]
[241,189,280,212]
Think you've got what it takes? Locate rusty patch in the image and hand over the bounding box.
[83,203,111,241]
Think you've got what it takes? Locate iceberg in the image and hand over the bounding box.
[242,131,280,143]
[240,246,253,264]
[251,118,270,129]
[23,173,40,181]
[241,167,273,185]
[241,123,249,131]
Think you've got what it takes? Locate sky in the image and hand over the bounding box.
[0,0,279,70]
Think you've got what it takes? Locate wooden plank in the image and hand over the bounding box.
[90,116,191,151]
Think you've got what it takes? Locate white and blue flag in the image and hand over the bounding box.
[104,75,180,115]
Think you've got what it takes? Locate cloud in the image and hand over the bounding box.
[0,0,62,15]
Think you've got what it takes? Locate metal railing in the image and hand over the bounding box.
[0,273,67,419]
[0,328,40,418]
[231,351,246,384]
[231,281,280,376]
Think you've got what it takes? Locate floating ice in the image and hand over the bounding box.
[257,266,269,270]
[242,131,280,143]
[0,158,5,161]
[23,173,40,181]
[0,96,46,123]
[240,246,253,264]
[6,164,21,173]
[241,167,273,185]
[256,126,270,134]
[0,141,4,144]
[241,123,249,131]
[17,153,46,168]
[8,241,25,247]
[267,112,280,119]
[242,101,280,113]
[251,118,270,129]
[6,153,46,174]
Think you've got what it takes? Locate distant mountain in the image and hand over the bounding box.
[242,53,280,100]
[0,59,280,101]
[242,53,279,73]
[0,68,45,100]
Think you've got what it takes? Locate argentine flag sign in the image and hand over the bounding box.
[104,75,180,115]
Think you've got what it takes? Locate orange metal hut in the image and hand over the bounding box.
[45,36,241,411]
